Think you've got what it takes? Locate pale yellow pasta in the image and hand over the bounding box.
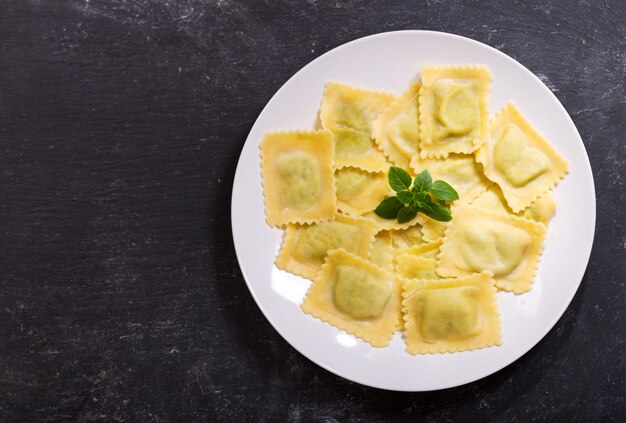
[369,231,394,271]
[469,186,511,215]
[419,65,492,158]
[371,83,421,168]
[475,102,569,212]
[522,192,557,224]
[301,249,403,347]
[395,255,439,280]
[411,153,491,241]
[260,66,567,354]
[276,214,377,280]
[410,153,493,205]
[419,218,447,243]
[471,186,557,226]
[261,130,337,227]
[362,210,425,231]
[394,239,442,261]
[402,272,502,354]
[390,225,423,250]
[437,205,547,294]
[320,82,395,172]
[335,167,389,216]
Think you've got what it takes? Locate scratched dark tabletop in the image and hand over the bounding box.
[0,0,624,421]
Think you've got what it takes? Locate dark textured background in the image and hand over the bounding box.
[0,0,624,421]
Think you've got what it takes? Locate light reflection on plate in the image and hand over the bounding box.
[271,266,309,305]
[336,333,358,348]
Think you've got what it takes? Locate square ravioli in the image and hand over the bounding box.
[276,214,377,280]
[419,65,492,158]
[301,248,403,347]
[410,153,493,205]
[395,255,439,280]
[260,130,337,227]
[419,218,447,243]
[390,225,424,250]
[411,153,492,241]
[363,189,426,231]
[402,272,502,354]
[335,166,390,216]
[437,204,547,294]
[320,82,395,172]
[363,210,425,231]
[369,231,394,271]
[394,239,442,261]
[475,102,569,212]
[471,186,557,226]
[371,83,421,168]
[521,192,557,224]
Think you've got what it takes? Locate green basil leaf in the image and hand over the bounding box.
[397,206,418,224]
[388,166,412,192]
[420,199,452,222]
[413,190,428,204]
[431,180,460,201]
[374,196,404,219]
[413,170,432,194]
[396,190,413,204]
[381,167,458,222]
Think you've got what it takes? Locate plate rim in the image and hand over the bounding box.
[230,29,596,391]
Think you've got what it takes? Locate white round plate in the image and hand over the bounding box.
[231,31,595,391]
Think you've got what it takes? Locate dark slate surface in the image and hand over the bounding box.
[0,0,624,421]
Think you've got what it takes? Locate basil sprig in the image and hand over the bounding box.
[374,167,459,223]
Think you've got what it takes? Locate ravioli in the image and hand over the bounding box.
[276,214,377,280]
[390,225,424,250]
[335,166,390,216]
[402,272,501,354]
[469,187,511,215]
[369,231,394,271]
[362,208,425,231]
[410,153,492,204]
[419,219,447,243]
[522,192,557,224]
[371,83,421,168]
[475,102,569,212]
[260,66,568,355]
[437,205,547,293]
[395,255,439,280]
[260,130,337,226]
[394,239,442,262]
[411,153,491,241]
[301,249,403,347]
[471,187,557,225]
[320,82,395,171]
[419,65,492,158]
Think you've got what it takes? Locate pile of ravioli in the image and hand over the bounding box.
[260,65,569,354]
